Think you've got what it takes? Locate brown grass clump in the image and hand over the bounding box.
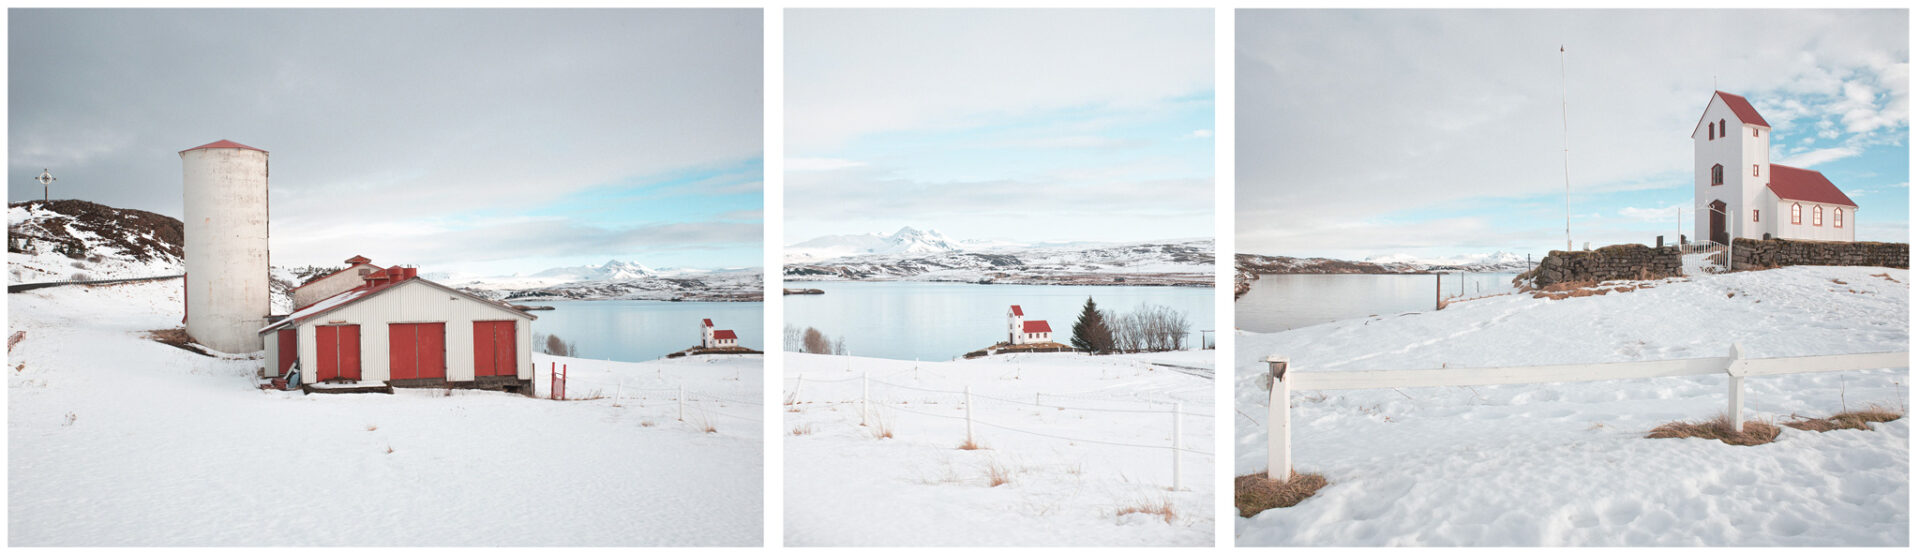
[870,416,895,440]
[790,423,815,436]
[1647,414,1781,446]
[639,420,657,428]
[985,460,1013,487]
[1235,471,1328,517]
[1117,498,1178,524]
[365,424,378,431]
[1868,272,1900,283]
[145,328,212,357]
[1784,405,1904,432]
[958,438,985,450]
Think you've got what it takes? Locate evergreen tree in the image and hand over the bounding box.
[1069,297,1114,354]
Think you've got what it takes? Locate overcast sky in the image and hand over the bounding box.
[10,9,762,276]
[784,9,1214,245]
[1238,9,1908,260]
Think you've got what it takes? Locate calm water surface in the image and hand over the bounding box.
[784,281,1215,361]
[1237,273,1518,333]
[518,300,763,362]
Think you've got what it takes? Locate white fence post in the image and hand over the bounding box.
[964,385,975,445]
[1726,342,1746,432]
[861,372,870,426]
[677,384,685,422]
[1172,401,1184,491]
[1266,356,1291,484]
[1035,392,1041,407]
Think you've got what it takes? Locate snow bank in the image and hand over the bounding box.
[8,280,761,546]
[1234,265,1909,546]
[783,350,1214,546]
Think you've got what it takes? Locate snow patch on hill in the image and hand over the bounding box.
[8,200,184,284]
[1234,266,1909,546]
[786,226,969,262]
[786,238,1213,286]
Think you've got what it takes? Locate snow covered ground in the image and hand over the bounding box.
[783,350,1214,546]
[1235,265,1909,546]
[8,280,762,546]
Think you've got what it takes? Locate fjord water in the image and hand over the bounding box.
[784,281,1215,361]
[1236,273,1519,333]
[518,299,764,361]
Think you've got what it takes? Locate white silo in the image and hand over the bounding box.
[180,140,271,353]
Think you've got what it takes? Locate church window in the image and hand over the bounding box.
[1791,203,1802,225]
[1814,206,1823,226]
[1711,164,1723,186]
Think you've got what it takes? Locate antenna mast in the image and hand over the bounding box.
[1559,45,1573,251]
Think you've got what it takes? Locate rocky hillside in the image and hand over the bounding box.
[8,200,185,283]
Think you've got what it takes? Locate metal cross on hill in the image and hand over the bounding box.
[34,169,55,203]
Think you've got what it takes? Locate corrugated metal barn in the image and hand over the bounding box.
[262,265,536,394]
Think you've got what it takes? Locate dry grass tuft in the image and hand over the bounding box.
[958,438,985,450]
[145,328,213,357]
[1235,471,1329,517]
[870,415,895,440]
[384,445,394,455]
[364,424,378,431]
[985,460,1013,487]
[1116,497,1178,524]
[1784,405,1904,432]
[790,423,816,436]
[1647,414,1781,446]
[639,420,657,428]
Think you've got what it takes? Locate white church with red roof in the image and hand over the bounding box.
[1694,91,1857,245]
[701,318,738,348]
[1007,305,1052,345]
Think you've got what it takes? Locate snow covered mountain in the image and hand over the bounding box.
[531,259,657,281]
[1362,251,1534,272]
[785,226,970,262]
[786,238,1213,286]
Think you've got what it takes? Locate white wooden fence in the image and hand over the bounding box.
[1261,344,1910,484]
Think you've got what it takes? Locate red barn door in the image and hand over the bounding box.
[276,328,297,376]
[472,321,517,377]
[315,324,362,382]
[388,322,447,380]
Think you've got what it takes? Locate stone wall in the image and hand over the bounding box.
[1730,238,1908,270]
[1524,244,1682,288]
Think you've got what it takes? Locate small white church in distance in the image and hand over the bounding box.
[1006,305,1052,345]
[1694,91,1857,245]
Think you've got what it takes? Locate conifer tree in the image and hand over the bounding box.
[1069,296,1114,354]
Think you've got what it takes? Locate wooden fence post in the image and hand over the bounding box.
[964,385,975,445]
[1172,401,1184,491]
[1726,342,1746,432]
[1265,356,1291,484]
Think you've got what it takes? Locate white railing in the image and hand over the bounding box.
[1260,344,1910,484]
[786,372,1212,490]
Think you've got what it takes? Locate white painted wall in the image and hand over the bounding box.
[1773,201,1857,242]
[1008,307,1026,345]
[291,280,534,383]
[291,264,377,309]
[181,147,270,353]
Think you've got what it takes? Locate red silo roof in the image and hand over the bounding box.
[713,330,737,340]
[1768,164,1857,207]
[1010,305,1024,316]
[1023,320,1051,333]
[180,139,267,154]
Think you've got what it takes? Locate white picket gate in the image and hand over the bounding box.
[1260,344,1909,484]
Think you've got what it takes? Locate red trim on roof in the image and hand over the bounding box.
[287,262,382,295]
[1768,164,1857,207]
[1009,305,1023,316]
[713,329,738,340]
[1693,91,1772,136]
[1022,320,1051,333]
[179,139,267,154]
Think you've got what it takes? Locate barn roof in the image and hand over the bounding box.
[1022,320,1051,333]
[713,329,738,340]
[1768,164,1857,207]
[1009,305,1024,316]
[261,276,533,333]
[1693,91,1771,136]
[180,139,267,154]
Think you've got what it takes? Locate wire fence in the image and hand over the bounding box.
[785,371,1212,490]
